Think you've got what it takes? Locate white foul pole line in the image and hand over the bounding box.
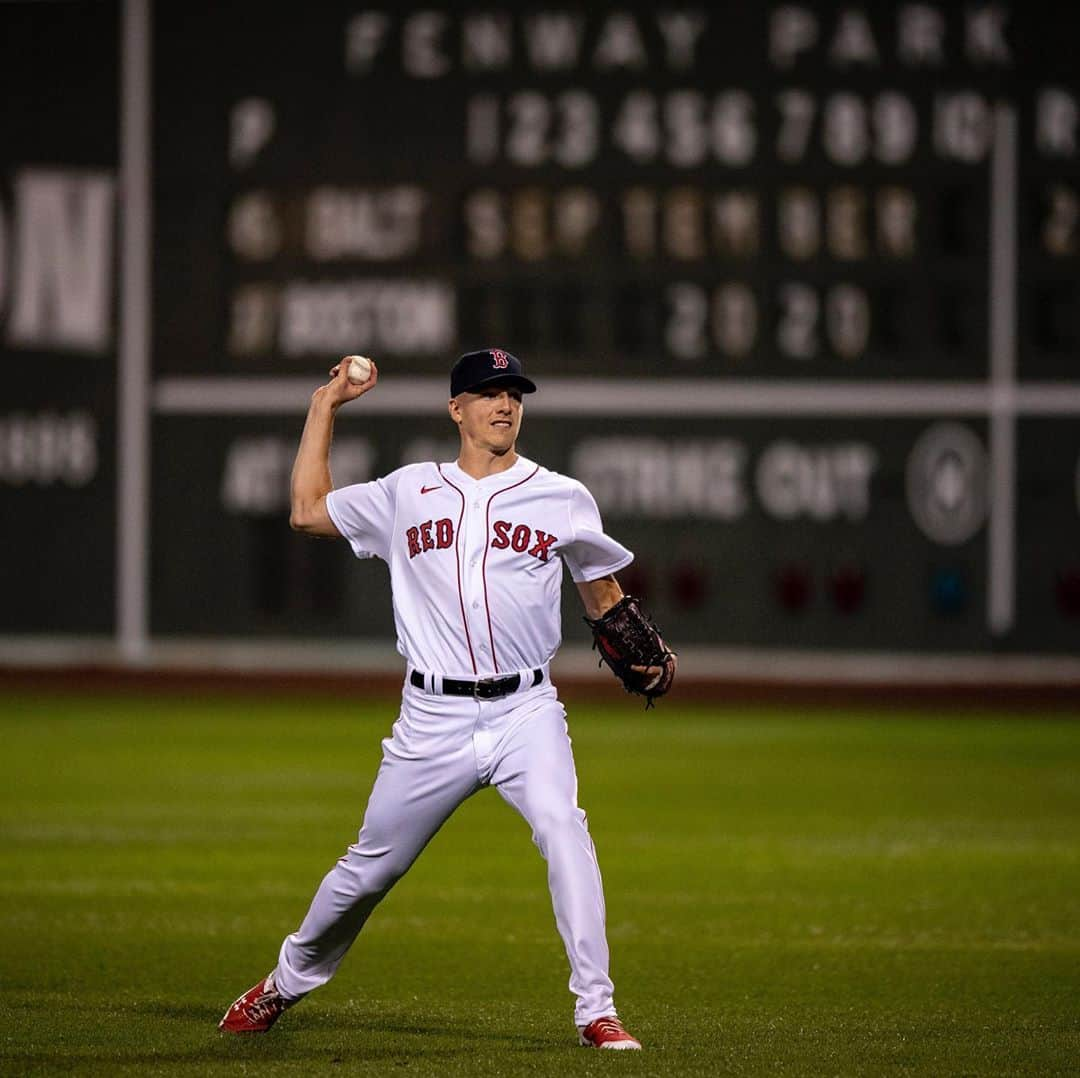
[117,0,152,663]
[988,105,1018,637]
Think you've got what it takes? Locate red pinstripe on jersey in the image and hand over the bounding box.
[482,464,540,672]
[436,465,477,675]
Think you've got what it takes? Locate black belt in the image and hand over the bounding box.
[410,668,544,699]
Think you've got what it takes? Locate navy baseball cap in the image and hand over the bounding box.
[450,348,537,397]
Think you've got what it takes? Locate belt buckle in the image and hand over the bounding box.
[481,674,514,699]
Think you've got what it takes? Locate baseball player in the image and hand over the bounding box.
[219,348,676,1050]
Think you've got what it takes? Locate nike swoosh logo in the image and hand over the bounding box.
[421,485,442,494]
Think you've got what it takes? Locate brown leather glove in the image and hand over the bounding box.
[584,595,677,708]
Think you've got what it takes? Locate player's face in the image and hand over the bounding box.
[450,385,524,454]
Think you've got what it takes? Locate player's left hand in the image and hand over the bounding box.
[584,595,677,708]
[631,654,678,692]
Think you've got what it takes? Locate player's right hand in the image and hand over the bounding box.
[317,357,379,409]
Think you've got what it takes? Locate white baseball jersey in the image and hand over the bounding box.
[325,454,633,676]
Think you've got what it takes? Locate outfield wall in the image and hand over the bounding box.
[2,1,1079,688]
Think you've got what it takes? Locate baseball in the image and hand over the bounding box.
[346,355,373,385]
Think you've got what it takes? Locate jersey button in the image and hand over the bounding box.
[472,600,480,609]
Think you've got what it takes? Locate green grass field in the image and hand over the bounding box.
[1,692,1078,1076]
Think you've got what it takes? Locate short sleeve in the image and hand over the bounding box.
[325,475,397,561]
[561,481,634,583]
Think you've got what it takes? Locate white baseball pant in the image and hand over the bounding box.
[273,675,618,1027]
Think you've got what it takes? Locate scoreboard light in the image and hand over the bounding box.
[671,562,708,611]
[930,566,967,615]
[1055,568,1080,617]
[827,564,866,614]
[773,563,812,613]
[618,563,652,606]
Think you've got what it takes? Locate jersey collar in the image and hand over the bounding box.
[442,454,534,487]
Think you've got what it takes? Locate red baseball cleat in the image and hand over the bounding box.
[579,1015,642,1050]
[218,972,291,1033]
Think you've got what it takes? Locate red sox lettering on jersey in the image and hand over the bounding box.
[407,516,558,563]
[325,455,632,677]
[406,519,454,558]
[491,521,558,561]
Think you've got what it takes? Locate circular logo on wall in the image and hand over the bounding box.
[905,423,988,545]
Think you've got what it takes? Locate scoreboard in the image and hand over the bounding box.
[4,1,1080,662]
[160,5,1039,381]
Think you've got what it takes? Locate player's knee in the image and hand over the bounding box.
[529,801,585,846]
[335,846,411,895]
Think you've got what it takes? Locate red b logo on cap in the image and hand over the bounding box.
[491,349,509,369]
